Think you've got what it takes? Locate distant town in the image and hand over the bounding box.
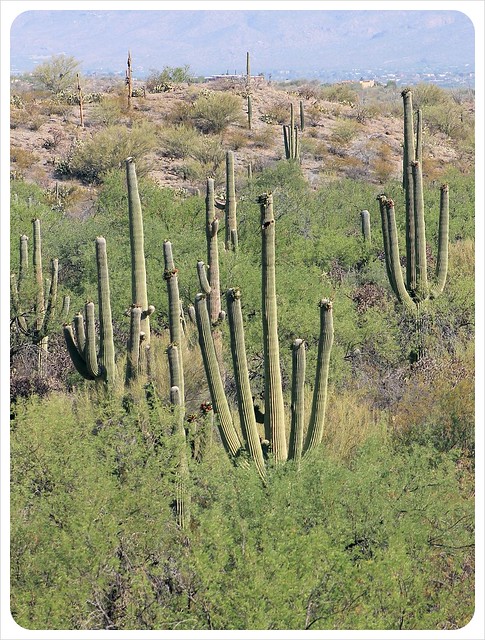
[75,65,474,89]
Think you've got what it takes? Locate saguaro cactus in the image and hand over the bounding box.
[260,193,287,462]
[379,89,449,312]
[163,240,185,400]
[10,218,70,374]
[205,177,222,324]
[64,237,116,385]
[125,157,155,380]
[194,193,334,476]
[76,73,84,128]
[283,103,300,161]
[360,209,371,244]
[216,151,238,251]
[126,50,133,109]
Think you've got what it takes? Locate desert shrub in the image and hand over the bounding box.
[248,128,276,149]
[411,83,450,108]
[90,94,128,126]
[320,83,358,105]
[424,103,474,140]
[165,99,194,126]
[146,65,192,90]
[262,99,291,125]
[54,122,158,183]
[329,119,362,146]
[158,124,201,159]
[10,147,40,169]
[191,91,243,134]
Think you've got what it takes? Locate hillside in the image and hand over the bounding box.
[10,74,473,216]
[8,70,476,632]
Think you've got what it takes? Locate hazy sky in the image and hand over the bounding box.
[7,4,477,77]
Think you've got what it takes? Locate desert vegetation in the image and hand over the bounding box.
[9,54,475,630]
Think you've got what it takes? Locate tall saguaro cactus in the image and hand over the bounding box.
[163,240,185,400]
[126,50,133,109]
[10,218,70,375]
[125,157,155,380]
[216,151,238,251]
[194,193,334,476]
[283,103,300,161]
[379,89,449,312]
[260,193,287,462]
[205,177,222,324]
[64,237,116,384]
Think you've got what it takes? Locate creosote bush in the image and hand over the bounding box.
[55,122,158,183]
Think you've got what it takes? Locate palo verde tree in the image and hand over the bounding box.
[32,54,81,95]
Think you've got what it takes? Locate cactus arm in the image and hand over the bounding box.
[95,237,116,384]
[224,151,238,251]
[402,89,417,293]
[430,184,449,299]
[63,323,95,380]
[18,234,28,287]
[226,288,266,479]
[415,108,423,163]
[377,195,399,300]
[385,200,415,310]
[32,219,45,335]
[206,178,222,323]
[126,158,152,344]
[299,100,305,131]
[283,125,290,159]
[411,160,428,300]
[126,304,142,383]
[288,338,306,463]
[167,343,183,393]
[84,301,101,379]
[170,385,190,530]
[259,193,287,462]
[72,311,86,353]
[197,260,211,295]
[304,300,334,454]
[290,103,295,159]
[194,293,243,459]
[360,210,371,245]
[163,240,184,400]
[41,258,59,338]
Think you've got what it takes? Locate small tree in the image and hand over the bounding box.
[32,54,81,94]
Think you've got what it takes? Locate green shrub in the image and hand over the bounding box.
[54,122,158,183]
[191,91,243,134]
[158,124,201,159]
[146,65,193,90]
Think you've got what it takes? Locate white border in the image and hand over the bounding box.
[1,2,483,639]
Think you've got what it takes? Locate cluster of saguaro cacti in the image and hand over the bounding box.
[194,193,334,479]
[283,103,300,161]
[63,237,117,385]
[378,88,449,311]
[215,150,238,251]
[10,218,70,374]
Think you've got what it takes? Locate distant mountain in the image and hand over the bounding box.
[9,9,475,77]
